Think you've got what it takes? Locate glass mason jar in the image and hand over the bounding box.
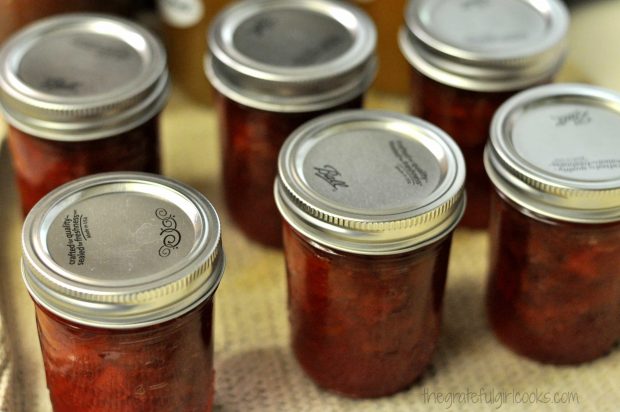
[485,84,620,364]
[206,0,377,248]
[275,110,466,398]
[0,14,170,216]
[348,0,409,94]
[157,0,232,104]
[21,172,225,411]
[399,0,569,228]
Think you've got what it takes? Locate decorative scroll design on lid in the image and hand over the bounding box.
[156,208,182,257]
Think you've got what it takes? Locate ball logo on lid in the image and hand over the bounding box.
[314,165,349,192]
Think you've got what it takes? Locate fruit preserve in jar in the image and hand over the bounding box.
[206,0,377,247]
[399,0,569,228]
[275,110,466,398]
[0,14,170,216]
[21,172,225,412]
[485,84,620,364]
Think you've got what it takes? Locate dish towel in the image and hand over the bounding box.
[0,310,14,412]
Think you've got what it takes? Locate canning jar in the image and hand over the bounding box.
[399,0,569,228]
[348,0,409,94]
[206,0,377,248]
[275,110,466,397]
[0,14,170,216]
[157,0,232,104]
[21,172,225,411]
[485,84,620,364]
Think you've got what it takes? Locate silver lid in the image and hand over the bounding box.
[206,0,377,112]
[21,172,224,329]
[399,0,569,92]
[486,83,620,223]
[275,110,466,254]
[0,14,170,141]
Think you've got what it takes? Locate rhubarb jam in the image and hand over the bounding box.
[485,84,620,364]
[276,111,465,397]
[399,0,569,228]
[21,172,225,411]
[207,0,376,247]
[0,14,170,215]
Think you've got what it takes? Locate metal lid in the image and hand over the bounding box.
[275,110,466,254]
[206,0,377,112]
[486,83,620,223]
[0,14,170,141]
[21,172,224,329]
[399,0,569,92]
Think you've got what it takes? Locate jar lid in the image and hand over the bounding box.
[0,14,170,141]
[275,110,466,254]
[399,0,569,92]
[486,83,620,223]
[206,0,377,112]
[21,172,224,329]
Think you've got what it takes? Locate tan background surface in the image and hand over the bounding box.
[1,2,620,411]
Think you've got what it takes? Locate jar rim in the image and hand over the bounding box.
[398,0,569,92]
[0,14,170,141]
[21,172,225,329]
[485,83,620,223]
[205,0,377,112]
[275,110,466,255]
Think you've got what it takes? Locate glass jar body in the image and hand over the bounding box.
[216,94,363,248]
[349,0,408,94]
[7,116,161,216]
[160,0,232,104]
[487,190,620,364]
[282,222,452,398]
[408,69,548,228]
[34,298,215,412]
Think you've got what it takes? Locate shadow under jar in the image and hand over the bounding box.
[0,14,170,216]
[275,110,466,398]
[399,0,569,229]
[21,172,225,412]
[485,84,620,364]
[206,0,377,248]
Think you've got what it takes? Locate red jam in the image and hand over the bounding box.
[400,0,568,229]
[487,191,620,364]
[409,69,530,228]
[7,118,161,216]
[35,301,214,412]
[283,222,452,397]
[217,94,363,248]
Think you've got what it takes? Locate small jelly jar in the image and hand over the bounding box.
[0,14,170,215]
[484,84,620,364]
[21,172,225,412]
[206,0,377,247]
[399,0,569,228]
[275,111,466,398]
[158,0,232,104]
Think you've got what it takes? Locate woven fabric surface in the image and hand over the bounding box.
[0,310,14,412]
[0,89,618,412]
[2,2,620,406]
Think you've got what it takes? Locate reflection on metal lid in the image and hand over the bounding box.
[206,0,377,112]
[0,14,170,141]
[276,110,466,254]
[486,83,620,223]
[21,172,225,328]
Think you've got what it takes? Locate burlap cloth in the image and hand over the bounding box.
[1,2,620,411]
